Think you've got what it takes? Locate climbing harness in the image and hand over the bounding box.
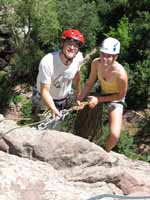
[86,194,150,200]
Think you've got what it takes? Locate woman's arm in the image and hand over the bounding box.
[73,71,81,99]
[78,59,98,101]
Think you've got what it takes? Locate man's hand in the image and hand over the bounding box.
[51,107,62,119]
[88,96,99,108]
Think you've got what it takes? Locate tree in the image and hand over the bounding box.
[56,0,100,51]
[3,0,60,82]
[125,4,150,109]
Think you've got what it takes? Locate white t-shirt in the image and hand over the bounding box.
[36,51,84,100]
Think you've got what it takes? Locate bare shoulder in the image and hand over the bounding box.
[91,57,101,70]
[115,62,128,80]
[92,57,100,64]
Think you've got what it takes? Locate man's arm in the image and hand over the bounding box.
[40,83,61,117]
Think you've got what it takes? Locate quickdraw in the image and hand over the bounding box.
[37,109,71,130]
[37,101,89,130]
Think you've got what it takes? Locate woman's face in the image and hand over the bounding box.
[100,52,117,66]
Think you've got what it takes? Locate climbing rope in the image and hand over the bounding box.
[86,194,150,200]
[0,101,89,138]
[37,101,89,130]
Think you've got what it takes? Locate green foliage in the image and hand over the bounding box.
[7,0,59,47]
[80,49,99,86]
[56,0,100,50]
[59,112,77,133]
[5,0,60,81]
[115,130,150,162]
[106,16,131,57]
[127,0,150,16]
[128,11,150,62]
[9,95,22,105]
[9,95,33,125]
[21,100,32,118]
[0,0,16,4]
[0,71,7,83]
[126,60,150,109]
[134,110,150,153]
[95,124,109,147]
[95,0,128,41]
[115,131,135,155]
[123,10,150,109]
[7,93,32,118]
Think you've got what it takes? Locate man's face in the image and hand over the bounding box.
[62,39,79,59]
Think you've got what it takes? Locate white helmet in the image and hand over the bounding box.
[100,37,120,55]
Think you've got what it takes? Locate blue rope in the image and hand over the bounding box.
[87,194,150,200]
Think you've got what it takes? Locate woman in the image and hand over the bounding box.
[77,37,128,152]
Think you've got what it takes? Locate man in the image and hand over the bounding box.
[77,37,128,152]
[33,29,85,118]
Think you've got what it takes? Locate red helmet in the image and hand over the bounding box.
[61,29,85,45]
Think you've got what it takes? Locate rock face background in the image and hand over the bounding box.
[0,6,14,70]
[0,114,150,200]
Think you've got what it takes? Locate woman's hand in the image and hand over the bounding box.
[88,96,99,108]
